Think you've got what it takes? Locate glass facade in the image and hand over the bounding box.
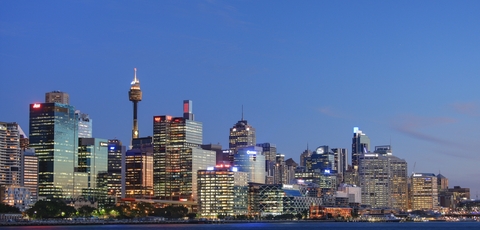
[29,103,77,199]
[76,111,92,138]
[233,146,265,184]
[352,128,370,171]
[76,138,108,201]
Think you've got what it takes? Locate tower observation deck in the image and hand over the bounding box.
[129,68,142,144]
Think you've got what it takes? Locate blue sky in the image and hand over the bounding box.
[1,0,479,198]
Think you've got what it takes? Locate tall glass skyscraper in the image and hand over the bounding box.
[153,100,215,201]
[233,146,265,184]
[351,127,370,170]
[76,138,108,200]
[76,111,92,138]
[29,102,78,199]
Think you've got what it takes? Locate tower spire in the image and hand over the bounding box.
[241,105,244,120]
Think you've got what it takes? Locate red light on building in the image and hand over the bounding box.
[166,116,172,121]
[33,104,41,108]
[154,117,161,122]
[183,101,189,113]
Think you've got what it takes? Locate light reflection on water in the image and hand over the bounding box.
[3,222,480,230]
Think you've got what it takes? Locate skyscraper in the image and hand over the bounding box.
[359,146,408,210]
[45,91,70,104]
[411,173,438,210]
[256,143,276,184]
[197,165,248,218]
[129,68,142,145]
[125,147,153,198]
[229,114,256,150]
[107,139,125,200]
[21,149,38,204]
[351,127,370,170]
[0,122,22,186]
[233,146,265,184]
[76,138,108,200]
[358,152,391,208]
[29,102,78,199]
[153,100,215,201]
[76,110,92,138]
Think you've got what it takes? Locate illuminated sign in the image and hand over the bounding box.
[246,150,257,155]
[154,117,161,122]
[100,142,108,147]
[33,104,41,108]
[207,167,214,171]
[324,169,331,174]
[413,173,423,177]
[282,184,293,189]
[363,154,377,157]
[179,199,187,202]
[109,147,115,150]
[232,167,238,172]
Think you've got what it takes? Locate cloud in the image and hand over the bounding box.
[391,114,480,159]
[450,102,480,116]
[317,106,350,119]
[391,114,458,146]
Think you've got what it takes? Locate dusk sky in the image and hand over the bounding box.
[1,0,479,198]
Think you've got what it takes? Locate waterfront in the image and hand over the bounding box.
[1,222,480,230]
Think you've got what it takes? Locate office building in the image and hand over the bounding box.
[437,174,449,191]
[410,173,438,210]
[229,115,256,150]
[233,146,265,184]
[45,91,69,104]
[359,146,408,210]
[76,111,92,138]
[256,143,276,184]
[29,102,78,199]
[284,158,298,185]
[0,122,22,186]
[331,148,348,182]
[358,152,391,208]
[125,147,153,198]
[197,165,248,218]
[21,148,38,203]
[129,68,142,143]
[76,138,108,200]
[307,146,335,172]
[153,100,215,201]
[107,139,125,200]
[273,154,286,184]
[351,127,370,170]
[201,144,225,165]
[299,148,312,168]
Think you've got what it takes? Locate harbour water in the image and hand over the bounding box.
[1,221,480,230]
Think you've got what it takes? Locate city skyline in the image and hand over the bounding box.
[1,1,479,198]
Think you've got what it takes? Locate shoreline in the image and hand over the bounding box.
[1,218,478,227]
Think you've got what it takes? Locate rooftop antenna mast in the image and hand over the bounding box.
[241,105,244,120]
